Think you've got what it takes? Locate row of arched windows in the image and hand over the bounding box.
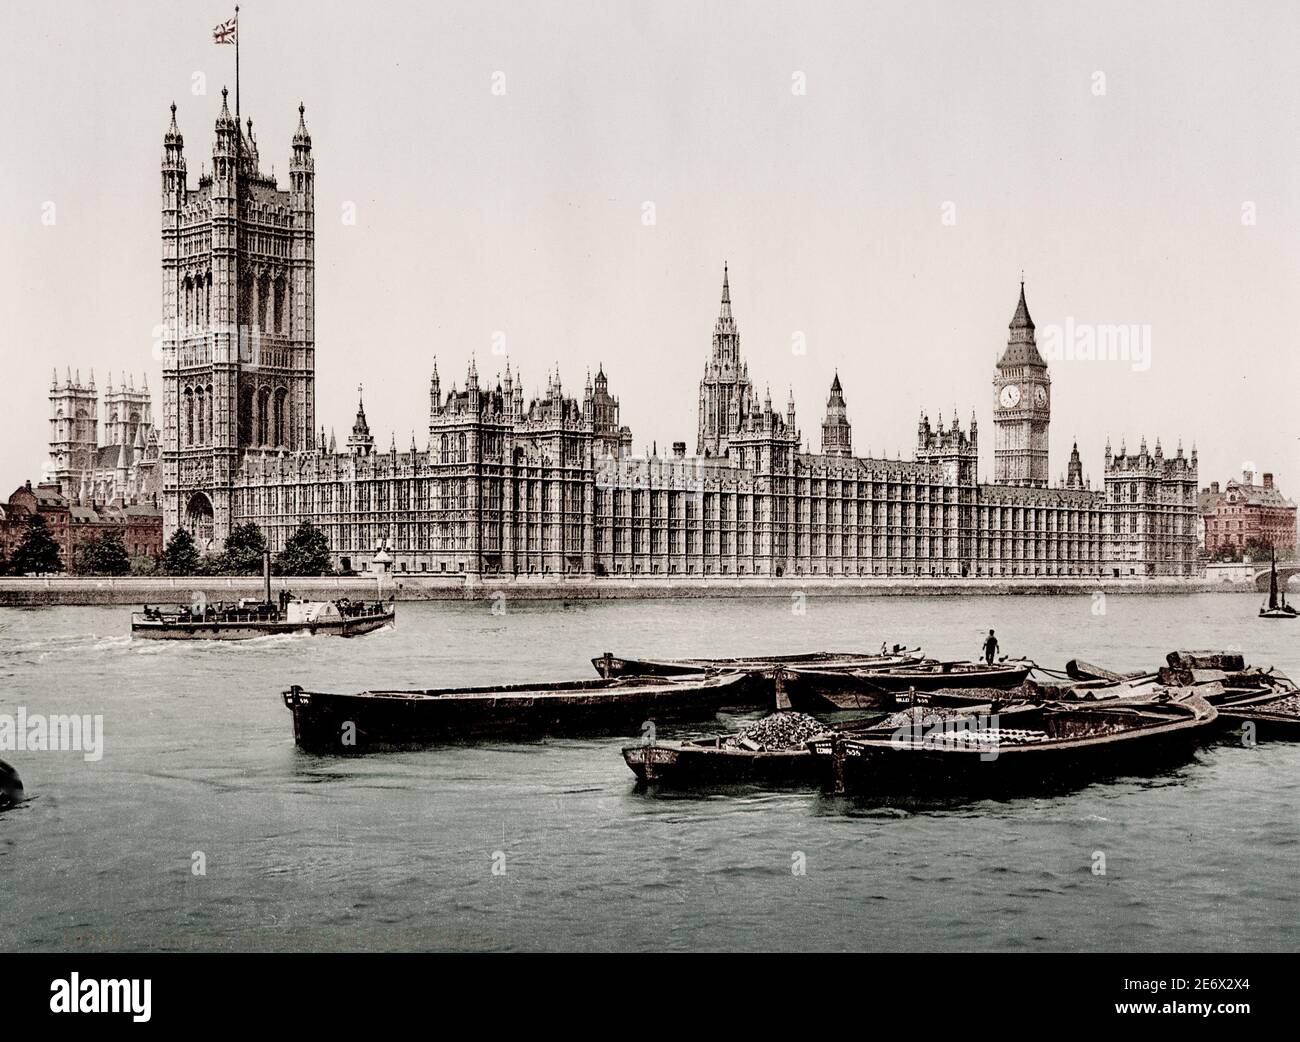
[438,432,469,464]
[180,271,290,334]
[183,384,214,446]
[238,384,291,449]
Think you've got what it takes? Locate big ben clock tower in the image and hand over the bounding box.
[992,281,1050,487]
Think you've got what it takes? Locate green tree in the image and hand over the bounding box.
[159,527,200,575]
[220,522,267,575]
[1244,537,1294,563]
[129,555,157,577]
[9,514,63,574]
[77,530,130,576]
[276,520,333,576]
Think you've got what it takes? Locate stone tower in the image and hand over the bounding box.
[346,391,375,456]
[48,368,99,497]
[103,372,153,449]
[992,281,1050,487]
[820,373,852,457]
[697,264,753,458]
[160,92,315,549]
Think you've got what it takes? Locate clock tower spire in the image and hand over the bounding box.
[992,280,1050,487]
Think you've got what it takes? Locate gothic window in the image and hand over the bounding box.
[274,277,287,333]
[458,433,467,463]
[257,386,271,446]
[274,388,288,447]
[258,272,271,331]
[194,386,207,446]
[440,434,448,463]
[205,384,214,443]
[184,388,194,446]
[238,385,254,448]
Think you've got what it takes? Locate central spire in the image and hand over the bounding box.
[998,279,1046,368]
[713,261,736,339]
[1010,279,1034,331]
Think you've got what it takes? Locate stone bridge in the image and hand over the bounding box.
[1255,565,1300,592]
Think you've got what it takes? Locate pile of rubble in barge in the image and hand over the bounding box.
[720,712,829,751]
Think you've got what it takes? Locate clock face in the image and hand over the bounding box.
[999,384,1021,408]
[1033,385,1048,408]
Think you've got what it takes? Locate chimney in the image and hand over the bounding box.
[672,441,686,459]
[1263,473,1274,489]
[1210,481,1220,494]
[1243,468,1254,485]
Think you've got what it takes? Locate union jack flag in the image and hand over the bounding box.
[212,15,237,44]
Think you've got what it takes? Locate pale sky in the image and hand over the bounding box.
[2,0,1298,494]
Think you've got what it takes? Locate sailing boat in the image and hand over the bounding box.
[1259,549,1297,619]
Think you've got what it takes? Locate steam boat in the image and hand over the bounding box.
[130,552,394,640]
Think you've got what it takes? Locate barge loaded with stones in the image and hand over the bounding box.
[805,692,1219,795]
[622,712,835,785]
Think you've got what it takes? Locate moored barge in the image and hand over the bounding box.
[283,671,748,752]
[622,711,838,786]
[782,659,1034,712]
[592,647,924,681]
[806,693,1218,794]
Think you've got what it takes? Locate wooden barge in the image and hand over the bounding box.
[781,660,1034,711]
[592,647,924,680]
[806,693,1219,795]
[593,647,926,708]
[283,671,748,753]
[623,736,828,786]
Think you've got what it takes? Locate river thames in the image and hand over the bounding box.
[1,592,1297,952]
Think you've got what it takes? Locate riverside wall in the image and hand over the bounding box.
[0,574,1258,606]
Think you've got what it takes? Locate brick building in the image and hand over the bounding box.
[1202,470,1297,557]
[1,480,163,573]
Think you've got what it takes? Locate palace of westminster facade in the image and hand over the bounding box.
[149,94,1200,579]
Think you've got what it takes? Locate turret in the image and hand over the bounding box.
[161,102,187,206]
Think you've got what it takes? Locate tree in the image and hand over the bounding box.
[77,530,130,576]
[276,520,333,576]
[9,514,63,574]
[159,527,200,575]
[129,556,157,577]
[220,522,267,575]
[1244,537,1294,564]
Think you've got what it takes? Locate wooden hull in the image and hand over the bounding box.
[808,698,1217,795]
[132,610,394,640]
[284,672,746,752]
[784,663,1033,711]
[592,650,923,679]
[1208,687,1300,740]
[622,741,827,786]
[0,759,22,810]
